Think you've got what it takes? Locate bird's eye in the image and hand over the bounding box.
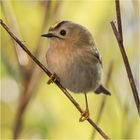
[60,29,66,36]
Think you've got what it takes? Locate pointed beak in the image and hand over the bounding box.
[41,33,55,38]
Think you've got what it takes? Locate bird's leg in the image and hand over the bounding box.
[79,93,90,122]
[47,73,57,84]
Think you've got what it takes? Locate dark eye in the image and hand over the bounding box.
[60,29,66,36]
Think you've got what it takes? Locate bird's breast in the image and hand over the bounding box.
[46,44,74,76]
[46,44,102,93]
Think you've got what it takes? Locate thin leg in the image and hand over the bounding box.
[79,93,90,122]
[85,93,88,111]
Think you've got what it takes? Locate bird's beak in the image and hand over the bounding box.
[41,33,63,40]
[41,33,55,38]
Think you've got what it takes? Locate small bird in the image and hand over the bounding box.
[42,21,111,121]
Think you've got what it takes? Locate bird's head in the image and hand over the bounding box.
[42,21,94,46]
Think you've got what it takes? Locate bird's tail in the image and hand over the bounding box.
[95,85,111,96]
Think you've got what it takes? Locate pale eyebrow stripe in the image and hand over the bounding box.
[49,21,69,31]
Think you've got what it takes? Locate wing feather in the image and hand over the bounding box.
[91,46,102,66]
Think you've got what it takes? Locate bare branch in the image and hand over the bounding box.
[110,0,140,115]
[1,19,111,140]
[115,0,123,41]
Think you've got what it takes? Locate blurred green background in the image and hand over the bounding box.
[1,0,139,139]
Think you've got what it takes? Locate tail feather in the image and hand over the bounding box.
[95,85,111,96]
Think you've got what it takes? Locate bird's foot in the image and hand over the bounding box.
[47,73,57,84]
[79,109,89,122]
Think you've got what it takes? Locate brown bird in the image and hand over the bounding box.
[42,21,111,121]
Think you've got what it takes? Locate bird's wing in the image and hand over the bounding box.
[92,46,103,66]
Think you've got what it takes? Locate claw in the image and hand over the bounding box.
[47,73,57,84]
[79,109,89,122]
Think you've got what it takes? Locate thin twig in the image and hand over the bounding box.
[1,19,111,140]
[110,0,140,115]
[115,0,123,41]
[91,61,114,139]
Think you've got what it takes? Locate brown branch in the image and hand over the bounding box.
[91,61,114,139]
[0,19,111,140]
[110,0,140,115]
[115,0,123,41]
